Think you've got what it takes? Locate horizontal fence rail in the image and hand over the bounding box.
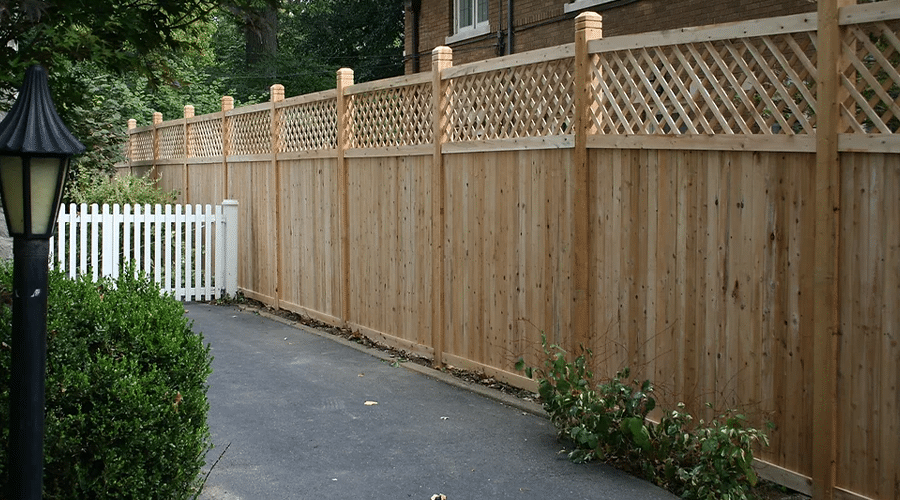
[121,3,900,499]
[52,202,239,301]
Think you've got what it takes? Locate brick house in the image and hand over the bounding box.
[403,0,818,73]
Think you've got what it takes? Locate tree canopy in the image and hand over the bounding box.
[0,0,405,117]
[212,0,405,104]
[0,0,245,195]
[0,0,405,196]
[0,0,225,96]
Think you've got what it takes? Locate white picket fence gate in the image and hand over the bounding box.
[51,200,239,301]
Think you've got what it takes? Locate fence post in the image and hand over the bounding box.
[221,96,234,199]
[431,46,452,368]
[152,112,162,180]
[222,199,239,297]
[336,68,354,327]
[270,84,284,310]
[183,105,194,204]
[813,0,849,498]
[573,12,601,349]
[127,119,136,176]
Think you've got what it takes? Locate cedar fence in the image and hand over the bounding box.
[123,2,899,498]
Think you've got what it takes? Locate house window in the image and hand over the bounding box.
[446,0,490,44]
[564,0,617,14]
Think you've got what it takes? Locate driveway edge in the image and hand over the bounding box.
[234,304,549,419]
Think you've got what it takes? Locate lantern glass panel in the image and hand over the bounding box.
[0,155,24,234]
[29,157,64,235]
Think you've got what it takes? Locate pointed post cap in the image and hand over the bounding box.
[0,65,85,156]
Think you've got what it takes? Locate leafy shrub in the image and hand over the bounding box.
[517,336,768,500]
[0,266,212,499]
[68,174,178,207]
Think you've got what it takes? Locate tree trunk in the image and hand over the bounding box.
[241,4,278,71]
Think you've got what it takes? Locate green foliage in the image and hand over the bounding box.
[0,0,223,97]
[113,18,228,123]
[208,6,320,105]
[0,1,233,194]
[68,174,178,207]
[209,0,404,105]
[516,337,769,500]
[292,0,405,84]
[0,0,406,201]
[674,407,766,500]
[0,266,213,499]
[50,62,142,189]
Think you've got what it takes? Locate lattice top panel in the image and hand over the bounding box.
[840,18,900,134]
[447,58,575,141]
[228,110,271,156]
[158,124,185,160]
[130,130,154,162]
[189,117,223,157]
[349,84,432,148]
[590,31,818,135]
[281,98,338,152]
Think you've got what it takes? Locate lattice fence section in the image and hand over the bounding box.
[130,130,154,162]
[591,31,818,135]
[281,98,338,152]
[349,84,432,148]
[840,19,900,133]
[158,124,185,160]
[189,117,223,157]
[228,110,271,156]
[448,58,575,141]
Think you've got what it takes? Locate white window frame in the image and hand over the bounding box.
[564,0,617,14]
[446,0,491,44]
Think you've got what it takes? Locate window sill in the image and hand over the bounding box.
[564,0,617,14]
[445,23,492,44]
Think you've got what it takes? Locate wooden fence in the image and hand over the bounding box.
[52,202,239,301]
[123,2,899,498]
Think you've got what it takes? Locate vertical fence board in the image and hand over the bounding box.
[205,204,213,298]
[67,204,76,277]
[185,163,225,206]
[164,205,172,292]
[132,204,140,273]
[877,155,900,500]
[89,204,98,281]
[185,204,193,299]
[153,205,161,285]
[440,149,573,377]
[122,205,131,277]
[587,149,821,482]
[175,204,182,298]
[277,157,342,322]
[227,161,278,303]
[837,152,900,499]
[215,204,225,298]
[345,154,433,352]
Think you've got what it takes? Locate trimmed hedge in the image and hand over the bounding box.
[0,266,212,499]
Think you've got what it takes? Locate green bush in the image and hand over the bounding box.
[0,266,212,499]
[517,336,769,500]
[68,174,178,207]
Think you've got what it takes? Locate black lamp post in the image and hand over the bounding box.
[0,65,84,499]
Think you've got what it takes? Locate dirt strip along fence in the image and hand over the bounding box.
[123,2,900,498]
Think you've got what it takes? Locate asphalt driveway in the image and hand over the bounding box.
[187,303,678,500]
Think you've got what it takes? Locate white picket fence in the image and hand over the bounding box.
[51,200,239,301]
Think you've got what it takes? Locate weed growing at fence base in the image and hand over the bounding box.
[517,336,770,500]
[0,264,212,499]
